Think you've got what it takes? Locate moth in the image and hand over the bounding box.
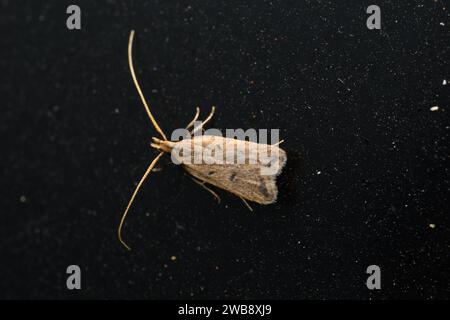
[119,30,287,250]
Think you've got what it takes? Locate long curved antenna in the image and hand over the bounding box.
[118,151,165,250]
[128,30,167,140]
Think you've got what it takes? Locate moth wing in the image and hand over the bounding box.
[185,163,282,204]
[179,136,287,204]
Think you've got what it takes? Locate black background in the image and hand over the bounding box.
[0,0,448,299]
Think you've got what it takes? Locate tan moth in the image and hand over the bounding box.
[119,30,287,250]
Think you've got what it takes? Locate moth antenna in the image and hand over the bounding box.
[185,107,201,130]
[191,106,216,135]
[190,177,221,203]
[128,30,168,141]
[118,151,165,250]
[239,196,254,211]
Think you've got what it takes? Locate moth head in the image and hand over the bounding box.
[150,137,175,153]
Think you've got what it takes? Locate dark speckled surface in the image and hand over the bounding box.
[0,0,448,299]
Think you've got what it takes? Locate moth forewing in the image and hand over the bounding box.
[173,136,287,204]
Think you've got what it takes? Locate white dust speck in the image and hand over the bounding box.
[440,22,445,26]
[316,170,322,175]
[114,108,120,114]
[430,106,439,111]
[443,80,447,85]
[20,195,27,203]
[429,223,436,229]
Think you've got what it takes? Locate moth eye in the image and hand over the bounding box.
[229,172,237,181]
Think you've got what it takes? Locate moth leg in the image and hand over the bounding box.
[152,161,175,172]
[239,196,254,212]
[191,125,206,135]
[191,106,216,135]
[190,176,221,203]
[185,107,200,130]
[201,106,216,128]
[273,139,284,146]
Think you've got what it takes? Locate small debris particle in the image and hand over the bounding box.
[443,80,447,85]
[440,22,445,26]
[316,171,322,175]
[430,106,439,112]
[429,224,436,229]
[170,255,177,261]
[19,195,27,203]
